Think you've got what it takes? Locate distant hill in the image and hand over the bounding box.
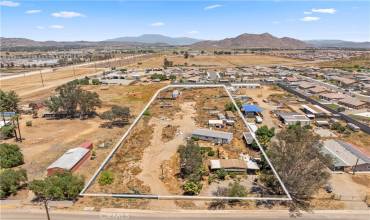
[306,40,370,49]
[191,33,310,49]
[106,34,202,45]
[0,37,167,49]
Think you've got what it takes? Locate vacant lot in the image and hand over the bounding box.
[318,54,370,70]
[2,84,164,180]
[126,54,301,69]
[1,67,104,101]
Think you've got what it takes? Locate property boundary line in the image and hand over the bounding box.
[80,84,292,201]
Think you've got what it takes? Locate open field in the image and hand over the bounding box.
[126,54,302,69]
[0,67,105,101]
[318,54,370,70]
[2,84,164,181]
[0,55,160,102]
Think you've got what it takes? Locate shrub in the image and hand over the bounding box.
[91,79,101,85]
[215,169,227,180]
[143,109,150,116]
[29,172,84,200]
[0,169,27,198]
[228,181,247,198]
[207,150,215,157]
[183,180,202,195]
[98,171,114,186]
[0,125,15,139]
[26,121,32,127]
[0,143,24,168]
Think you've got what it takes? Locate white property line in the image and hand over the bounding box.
[80,84,292,201]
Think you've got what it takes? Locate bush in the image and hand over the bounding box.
[143,109,150,116]
[207,150,215,157]
[178,141,203,180]
[26,121,32,127]
[0,169,27,198]
[0,125,15,139]
[215,169,227,180]
[29,172,84,200]
[0,143,24,168]
[91,79,101,85]
[183,180,202,195]
[228,181,247,198]
[98,171,114,186]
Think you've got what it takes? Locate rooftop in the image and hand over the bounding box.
[192,128,233,141]
[47,147,90,170]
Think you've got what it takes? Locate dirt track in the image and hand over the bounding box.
[138,102,197,208]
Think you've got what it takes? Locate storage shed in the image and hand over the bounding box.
[192,128,233,144]
[47,147,91,176]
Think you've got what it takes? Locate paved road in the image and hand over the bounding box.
[2,209,370,220]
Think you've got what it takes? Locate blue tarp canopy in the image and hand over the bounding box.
[242,104,262,113]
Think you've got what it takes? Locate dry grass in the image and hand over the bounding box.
[125,54,301,69]
[351,174,370,188]
[318,54,370,70]
[341,132,370,155]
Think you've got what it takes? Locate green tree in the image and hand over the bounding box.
[251,126,275,150]
[260,126,331,212]
[29,172,84,201]
[0,169,27,198]
[98,171,114,186]
[79,91,102,116]
[0,90,20,113]
[178,140,203,181]
[0,143,24,168]
[183,180,202,195]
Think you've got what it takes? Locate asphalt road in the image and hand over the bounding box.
[2,210,370,220]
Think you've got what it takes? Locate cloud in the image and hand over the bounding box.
[52,11,85,18]
[36,26,45,30]
[187,30,199,35]
[26,9,42,14]
[311,8,336,14]
[301,16,320,22]
[49,25,64,29]
[204,4,222,10]
[304,11,312,15]
[150,22,164,27]
[0,1,19,7]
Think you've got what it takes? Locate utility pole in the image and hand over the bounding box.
[39,70,45,87]
[43,199,51,220]
[352,158,359,175]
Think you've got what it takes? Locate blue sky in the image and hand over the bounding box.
[1,0,369,42]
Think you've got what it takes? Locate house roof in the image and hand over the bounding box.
[242,104,262,113]
[192,128,233,141]
[339,97,366,107]
[209,159,247,170]
[323,140,370,166]
[47,147,90,170]
[320,93,348,100]
[243,132,254,145]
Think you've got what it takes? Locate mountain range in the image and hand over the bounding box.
[106,34,202,45]
[1,33,370,49]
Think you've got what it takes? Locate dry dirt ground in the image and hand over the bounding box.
[0,55,160,102]
[84,87,272,209]
[2,84,164,181]
[125,54,302,69]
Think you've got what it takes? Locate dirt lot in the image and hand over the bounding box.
[126,54,302,69]
[2,84,164,181]
[86,87,268,202]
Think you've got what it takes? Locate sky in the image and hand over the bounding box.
[1,0,369,42]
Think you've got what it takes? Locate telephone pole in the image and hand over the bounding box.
[39,70,45,87]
